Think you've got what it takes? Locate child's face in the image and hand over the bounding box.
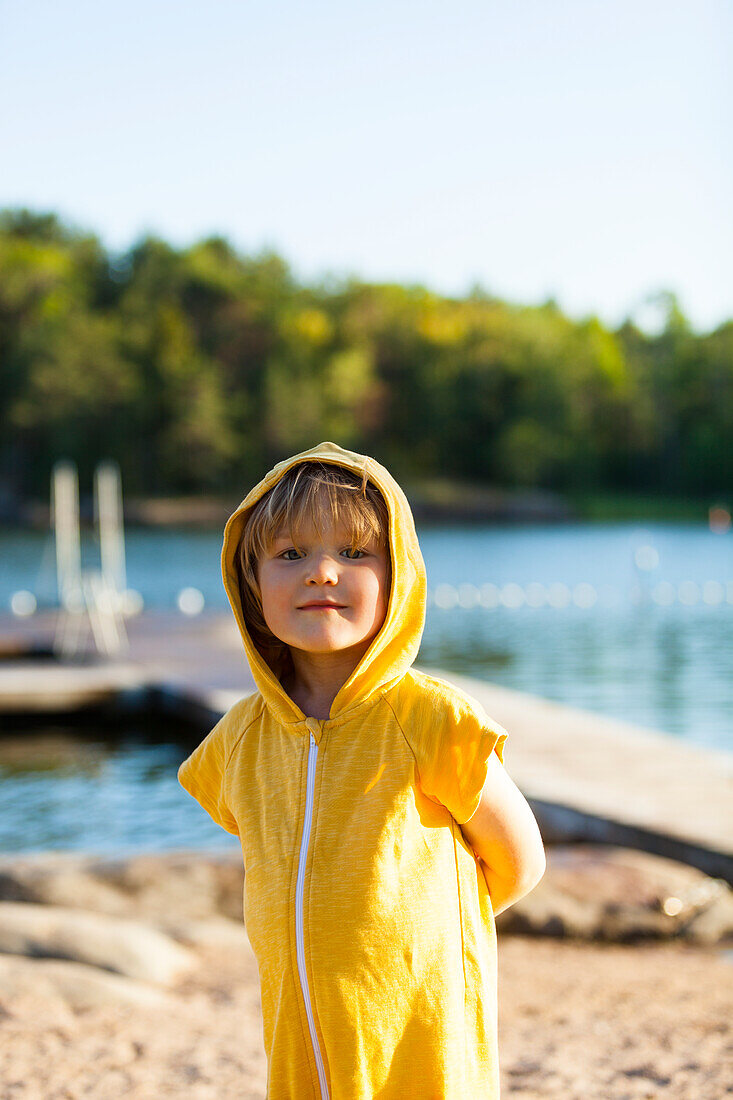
[257,517,390,659]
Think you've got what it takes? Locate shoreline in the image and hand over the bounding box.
[1,611,732,883]
[0,487,575,528]
[0,484,720,529]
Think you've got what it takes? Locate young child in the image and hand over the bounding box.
[178,440,546,1099]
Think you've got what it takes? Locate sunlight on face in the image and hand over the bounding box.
[257,518,390,658]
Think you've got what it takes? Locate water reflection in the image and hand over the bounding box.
[0,725,238,856]
[419,601,732,746]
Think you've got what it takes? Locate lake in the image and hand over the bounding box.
[1,520,731,854]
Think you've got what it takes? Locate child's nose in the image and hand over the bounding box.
[305,553,339,584]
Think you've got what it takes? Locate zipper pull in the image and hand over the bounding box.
[304,717,320,741]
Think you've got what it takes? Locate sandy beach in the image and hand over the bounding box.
[1,934,731,1099]
[0,847,730,1099]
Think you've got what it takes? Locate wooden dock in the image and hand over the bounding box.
[1,610,731,882]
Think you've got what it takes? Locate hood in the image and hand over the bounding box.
[221,441,426,725]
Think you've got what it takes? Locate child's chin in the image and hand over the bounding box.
[298,630,369,653]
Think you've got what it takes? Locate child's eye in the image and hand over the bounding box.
[280,548,303,561]
[341,547,366,559]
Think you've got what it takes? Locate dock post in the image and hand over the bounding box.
[52,460,88,658]
[94,460,129,654]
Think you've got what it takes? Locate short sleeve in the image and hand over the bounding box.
[178,712,239,836]
[399,679,509,825]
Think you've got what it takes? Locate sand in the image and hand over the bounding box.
[1,933,731,1099]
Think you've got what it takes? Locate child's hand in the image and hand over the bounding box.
[460,752,546,916]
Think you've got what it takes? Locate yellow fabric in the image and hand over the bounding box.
[178,441,509,1099]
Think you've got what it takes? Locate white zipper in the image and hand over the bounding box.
[295,725,330,1099]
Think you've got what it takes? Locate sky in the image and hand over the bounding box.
[1,0,731,333]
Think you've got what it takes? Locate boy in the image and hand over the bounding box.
[178,441,546,1099]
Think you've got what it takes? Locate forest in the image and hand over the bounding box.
[1,208,731,505]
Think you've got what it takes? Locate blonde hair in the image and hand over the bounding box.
[236,461,391,679]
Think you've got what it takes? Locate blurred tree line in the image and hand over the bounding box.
[1,208,731,502]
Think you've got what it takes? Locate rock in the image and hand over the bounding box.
[496,844,733,943]
[496,884,602,939]
[0,954,172,1010]
[0,850,244,922]
[159,916,252,952]
[678,880,733,944]
[0,902,195,984]
[89,851,244,922]
[0,854,125,911]
[1,845,729,950]
[0,862,131,914]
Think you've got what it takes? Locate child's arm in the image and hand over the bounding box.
[460,751,546,915]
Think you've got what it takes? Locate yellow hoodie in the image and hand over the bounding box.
[178,441,509,1099]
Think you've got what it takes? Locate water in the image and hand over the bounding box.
[418,523,732,748]
[1,521,731,854]
[3,521,731,746]
[0,723,204,855]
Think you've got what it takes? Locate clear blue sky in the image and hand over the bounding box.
[1,0,730,332]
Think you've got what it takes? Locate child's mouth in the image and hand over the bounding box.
[299,603,346,610]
